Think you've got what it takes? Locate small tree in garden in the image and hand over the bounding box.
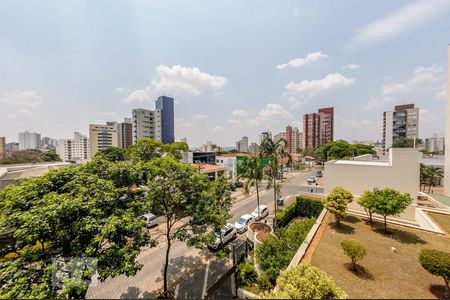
[371,188,413,233]
[341,240,367,271]
[357,190,378,222]
[322,186,353,227]
[419,248,450,298]
[261,263,347,299]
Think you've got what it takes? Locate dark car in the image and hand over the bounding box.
[316,171,323,177]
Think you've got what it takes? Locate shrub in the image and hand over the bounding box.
[238,260,258,286]
[296,196,324,218]
[276,201,297,227]
[261,263,347,299]
[340,240,367,271]
[256,218,316,282]
[322,186,353,227]
[419,248,450,298]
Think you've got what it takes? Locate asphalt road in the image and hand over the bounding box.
[86,170,315,299]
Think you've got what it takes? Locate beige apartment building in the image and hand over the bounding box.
[0,137,5,159]
[89,122,118,157]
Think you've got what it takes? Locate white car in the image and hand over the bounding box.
[207,223,237,250]
[307,176,316,184]
[139,213,159,228]
[234,214,255,234]
[251,205,269,221]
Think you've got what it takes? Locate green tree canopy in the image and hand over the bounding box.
[238,156,264,216]
[162,142,189,160]
[0,166,150,299]
[340,239,367,271]
[144,157,232,295]
[314,140,376,161]
[126,138,164,162]
[94,146,127,162]
[357,190,378,222]
[392,138,423,148]
[261,263,347,299]
[370,188,413,233]
[419,248,450,298]
[322,186,353,227]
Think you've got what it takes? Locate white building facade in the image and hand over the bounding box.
[216,155,238,179]
[19,131,41,150]
[132,108,162,144]
[57,132,90,163]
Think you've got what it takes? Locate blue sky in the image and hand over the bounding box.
[0,0,449,147]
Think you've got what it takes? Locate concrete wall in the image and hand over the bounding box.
[445,45,450,196]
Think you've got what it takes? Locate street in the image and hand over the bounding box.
[86,169,315,299]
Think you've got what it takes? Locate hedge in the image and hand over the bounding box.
[276,196,323,227]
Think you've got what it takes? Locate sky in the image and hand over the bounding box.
[0,0,449,147]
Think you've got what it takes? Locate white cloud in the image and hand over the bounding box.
[0,90,42,118]
[276,52,328,70]
[343,64,361,70]
[122,65,227,103]
[231,109,249,118]
[293,7,300,16]
[349,0,450,47]
[212,126,225,133]
[194,114,208,120]
[366,65,444,109]
[115,87,126,93]
[228,103,292,129]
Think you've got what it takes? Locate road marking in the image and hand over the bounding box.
[202,261,210,298]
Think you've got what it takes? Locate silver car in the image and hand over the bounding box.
[234,214,255,234]
[207,223,237,250]
[251,205,269,221]
[139,213,159,228]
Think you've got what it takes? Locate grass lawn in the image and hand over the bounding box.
[427,212,450,233]
[309,214,450,299]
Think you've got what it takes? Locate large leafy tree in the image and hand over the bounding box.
[392,138,422,148]
[314,140,376,161]
[238,156,264,217]
[126,138,164,162]
[259,138,290,223]
[371,188,413,233]
[0,166,150,299]
[44,150,61,162]
[357,190,378,222]
[144,158,232,296]
[162,142,189,160]
[261,263,347,299]
[322,186,353,227]
[94,146,127,162]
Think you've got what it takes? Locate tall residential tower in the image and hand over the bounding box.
[303,107,334,151]
[383,104,419,153]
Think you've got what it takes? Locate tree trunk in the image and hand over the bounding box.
[163,224,172,297]
[383,215,388,233]
[368,210,372,223]
[336,215,341,227]
[351,258,357,271]
[255,179,260,218]
[273,175,277,226]
[444,278,449,299]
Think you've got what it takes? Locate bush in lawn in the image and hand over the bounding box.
[419,248,450,298]
[340,240,367,271]
[296,196,324,218]
[261,263,347,299]
[322,186,353,227]
[238,259,258,286]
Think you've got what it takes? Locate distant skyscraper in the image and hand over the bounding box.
[425,134,445,154]
[19,131,41,150]
[57,132,90,162]
[132,95,174,144]
[40,137,58,150]
[89,122,118,157]
[0,137,5,159]
[383,104,419,153]
[117,118,133,149]
[156,96,175,144]
[303,107,334,151]
[260,131,272,144]
[235,136,249,152]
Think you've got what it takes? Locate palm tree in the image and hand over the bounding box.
[426,166,443,193]
[259,137,290,225]
[238,156,264,216]
[419,163,429,192]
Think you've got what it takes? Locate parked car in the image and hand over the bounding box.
[251,205,269,221]
[229,183,237,192]
[316,170,323,177]
[234,214,255,233]
[307,176,316,184]
[207,223,237,250]
[139,213,159,228]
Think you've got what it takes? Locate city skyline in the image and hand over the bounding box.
[0,1,449,146]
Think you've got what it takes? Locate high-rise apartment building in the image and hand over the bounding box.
[273,132,286,143]
[249,143,259,155]
[383,104,419,153]
[156,96,175,144]
[0,137,5,159]
[89,122,118,157]
[425,134,445,154]
[132,95,174,144]
[236,136,249,152]
[303,107,334,151]
[260,131,272,144]
[57,132,90,162]
[275,126,303,153]
[19,131,41,150]
[117,118,133,149]
[40,137,58,150]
